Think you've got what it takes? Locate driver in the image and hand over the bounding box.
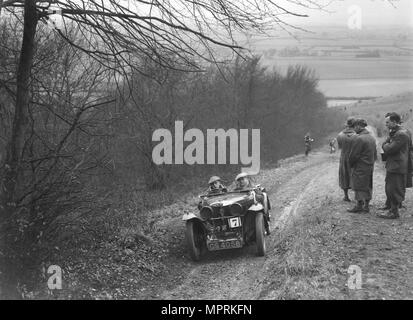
[207,176,227,194]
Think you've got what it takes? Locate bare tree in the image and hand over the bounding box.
[0,23,117,298]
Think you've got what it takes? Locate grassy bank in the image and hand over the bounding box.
[260,162,413,300]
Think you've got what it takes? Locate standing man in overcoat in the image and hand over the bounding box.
[347,119,377,213]
[384,112,413,193]
[337,117,357,202]
[400,122,413,192]
[378,112,410,219]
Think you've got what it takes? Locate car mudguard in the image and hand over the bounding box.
[182,212,205,223]
[248,203,264,212]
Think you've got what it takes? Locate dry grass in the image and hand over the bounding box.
[261,201,349,299]
[259,163,413,300]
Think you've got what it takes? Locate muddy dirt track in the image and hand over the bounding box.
[157,153,338,300]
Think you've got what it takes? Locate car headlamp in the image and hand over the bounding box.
[200,206,213,220]
[230,203,243,216]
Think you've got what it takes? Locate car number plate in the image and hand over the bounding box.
[228,217,241,228]
[207,240,242,251]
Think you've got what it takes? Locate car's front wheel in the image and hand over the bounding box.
[185,220,203,261]
[255,212,266,256]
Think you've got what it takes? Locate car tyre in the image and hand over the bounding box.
[186,220,202,261]
[255,212,266,256]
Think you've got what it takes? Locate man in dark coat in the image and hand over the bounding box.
[401,125,413,190]
[378,112,410,219]
[347,119,377,213]
[337,117,357,202]
[384,112,413,193]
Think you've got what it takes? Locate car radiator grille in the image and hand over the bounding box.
[211,206,232,218]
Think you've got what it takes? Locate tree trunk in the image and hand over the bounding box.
[0,0,38,299]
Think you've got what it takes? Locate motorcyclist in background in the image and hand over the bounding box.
[304,133,315,156]
[329,138,337,154]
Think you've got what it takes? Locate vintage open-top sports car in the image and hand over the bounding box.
[182,186,271,261]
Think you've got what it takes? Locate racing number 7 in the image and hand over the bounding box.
[229,217,241,228]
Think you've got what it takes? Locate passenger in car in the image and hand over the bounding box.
[207,176,227,194]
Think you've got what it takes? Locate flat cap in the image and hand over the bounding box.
[235,172,248,181]
[208,176,221,184]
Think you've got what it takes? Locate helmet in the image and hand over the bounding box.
[235,172,248,181]
[208,176,221,185]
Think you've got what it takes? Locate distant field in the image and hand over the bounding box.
[249,27,413,99]
[263,57,413,80]
[320,78,413,97]
[248,26,413,52]
[261,57,413,97]
[253,38,413,51]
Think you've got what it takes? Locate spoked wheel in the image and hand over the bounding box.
[185,220,203,261]
[255,212,266,256]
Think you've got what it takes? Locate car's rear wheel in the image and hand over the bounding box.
[255,212,266,256]
[186,220,203,261]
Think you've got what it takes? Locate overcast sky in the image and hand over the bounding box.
[46,0,413,33]
[284,0,412,27]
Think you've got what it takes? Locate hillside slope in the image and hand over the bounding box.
[41,126,413,300]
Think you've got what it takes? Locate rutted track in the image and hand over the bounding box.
[155,152,338,300]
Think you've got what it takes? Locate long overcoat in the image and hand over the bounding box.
[401,127,413,188]
[337,128,356,189]
[348,129,377,192]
